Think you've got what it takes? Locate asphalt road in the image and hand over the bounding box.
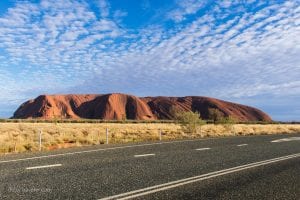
[0,133,299,200]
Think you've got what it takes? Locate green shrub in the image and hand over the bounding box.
[175,111,206,134]
[208,108,224,123]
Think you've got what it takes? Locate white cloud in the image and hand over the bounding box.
[97,0,110,18]
[167,0,206,22]
[106,0,299,100]
[113,10,127,19]
[0,0,124,80]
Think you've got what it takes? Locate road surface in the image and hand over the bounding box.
[0,133,299,200]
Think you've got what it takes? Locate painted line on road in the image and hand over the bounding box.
[134,154,155,158]
[195,148,211,151]
[0,138,214,164]
[26,164,62,170]
[98,153,300,200]
[237,144,248,147]
[271,137,300,143]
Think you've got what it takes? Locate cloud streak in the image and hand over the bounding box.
[166,0,207,22]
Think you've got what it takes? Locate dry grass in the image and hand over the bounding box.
[0,123,299,154]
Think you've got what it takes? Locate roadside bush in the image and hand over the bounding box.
[208,108,224,123]
[175,111,206,134]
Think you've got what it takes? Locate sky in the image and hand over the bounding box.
[0,0,299,121]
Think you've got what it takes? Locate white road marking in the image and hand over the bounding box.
[134,154,155,158]
[195,148,211,151]
[98,153,300,200]
[0,138,212,164]
[271,137,300,143]
[237,144,248,147]
[26,164,62,170]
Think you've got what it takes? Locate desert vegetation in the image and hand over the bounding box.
[175,111,206,134]
[0,121,299,154]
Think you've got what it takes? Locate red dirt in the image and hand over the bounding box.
[13,93,272,122]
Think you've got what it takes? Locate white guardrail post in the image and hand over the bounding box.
[106,128,109,144]
[159,129,162,141]
[39,130,42,151]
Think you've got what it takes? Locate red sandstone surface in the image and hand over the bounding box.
[13,93,272,122]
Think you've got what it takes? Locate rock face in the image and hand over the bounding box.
[142,96,271,122]
[13,93,272,122]
[13,94,156,120]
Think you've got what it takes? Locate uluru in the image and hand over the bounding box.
[13,93,272,122]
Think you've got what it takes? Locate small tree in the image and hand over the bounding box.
[219,116,236,124]
[219,116,237,134]
[208,108,224,123]
[175,111,206,135]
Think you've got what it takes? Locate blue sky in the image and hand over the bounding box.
[0,0,299,121]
